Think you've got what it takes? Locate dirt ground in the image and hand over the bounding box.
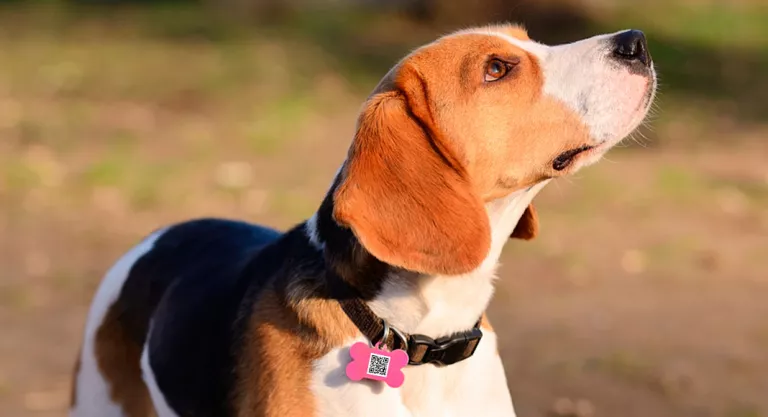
[1,5,767,417]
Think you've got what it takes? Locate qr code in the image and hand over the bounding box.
[366,353,391,377]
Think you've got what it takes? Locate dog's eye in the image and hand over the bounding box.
[484,59,509,82]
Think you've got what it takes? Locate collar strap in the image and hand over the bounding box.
[338,298,484,367]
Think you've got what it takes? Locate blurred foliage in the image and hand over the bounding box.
[2,0,764,126]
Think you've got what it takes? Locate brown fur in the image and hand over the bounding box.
[94,303,156,417]
[235,289,359,416]
[479,313,494,332]
[79,24,597,417]
[235,286,501,416]
[510,204,539,240]
[333,86,491,276]
[333,29,588,275]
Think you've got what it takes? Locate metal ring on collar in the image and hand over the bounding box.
[390,325,409,353]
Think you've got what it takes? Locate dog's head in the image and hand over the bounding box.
[333,24,657,275]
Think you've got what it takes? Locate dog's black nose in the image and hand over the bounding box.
[612,30,651,67]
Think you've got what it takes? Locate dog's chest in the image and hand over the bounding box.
[309,332,516,417]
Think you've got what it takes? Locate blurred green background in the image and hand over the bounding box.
[0,1,766,416]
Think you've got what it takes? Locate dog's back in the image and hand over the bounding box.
[70,218,282,417]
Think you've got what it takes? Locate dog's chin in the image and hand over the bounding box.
[586,81,655,159]
[573,108,652,170]
[615,88,654,137]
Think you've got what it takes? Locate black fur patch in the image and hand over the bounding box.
[116,218,281,416]
[109,179,415,415]
[315,176,411,300]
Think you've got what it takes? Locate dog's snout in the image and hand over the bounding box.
[611,30,651,67]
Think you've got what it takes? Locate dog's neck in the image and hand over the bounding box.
[306,173,549,338]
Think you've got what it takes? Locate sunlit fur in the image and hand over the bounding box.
[72,23,656,417]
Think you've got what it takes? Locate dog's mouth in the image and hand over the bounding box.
[552,145,595,171]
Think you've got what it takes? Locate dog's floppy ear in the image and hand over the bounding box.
[510,204,539,240]
[333,65,491,275]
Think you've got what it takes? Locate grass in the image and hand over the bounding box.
[608,2,768,49]
[0,5,351,222]
[655,165,707,201]
[585,351,656,386]
[0,285,29,310]
[725,404,763,417]
[654,164,768,210]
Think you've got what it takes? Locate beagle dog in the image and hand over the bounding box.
[70,24,656,417]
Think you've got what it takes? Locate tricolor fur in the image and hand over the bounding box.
[70,24,656,417]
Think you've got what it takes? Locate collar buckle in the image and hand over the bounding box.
[407,327,483,366]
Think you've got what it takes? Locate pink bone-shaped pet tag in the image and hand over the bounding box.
[345,342,409,388]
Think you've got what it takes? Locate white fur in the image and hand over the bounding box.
[73,27,657,417]
[308,28,656,416]
[308,183,548,416]
[306,213,323,250]
[476,28,657,167]
[540,31,656,146]
[141,339,180,417]
[311,337,414,417]
[368,182,548,336]
[401,330,513,416]
[70,229,165,417]
[311,330,514,416]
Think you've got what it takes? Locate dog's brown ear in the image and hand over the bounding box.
[333,66,490,275]
[510,204,539,240]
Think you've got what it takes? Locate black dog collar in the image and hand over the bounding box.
[338,298,483,367]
